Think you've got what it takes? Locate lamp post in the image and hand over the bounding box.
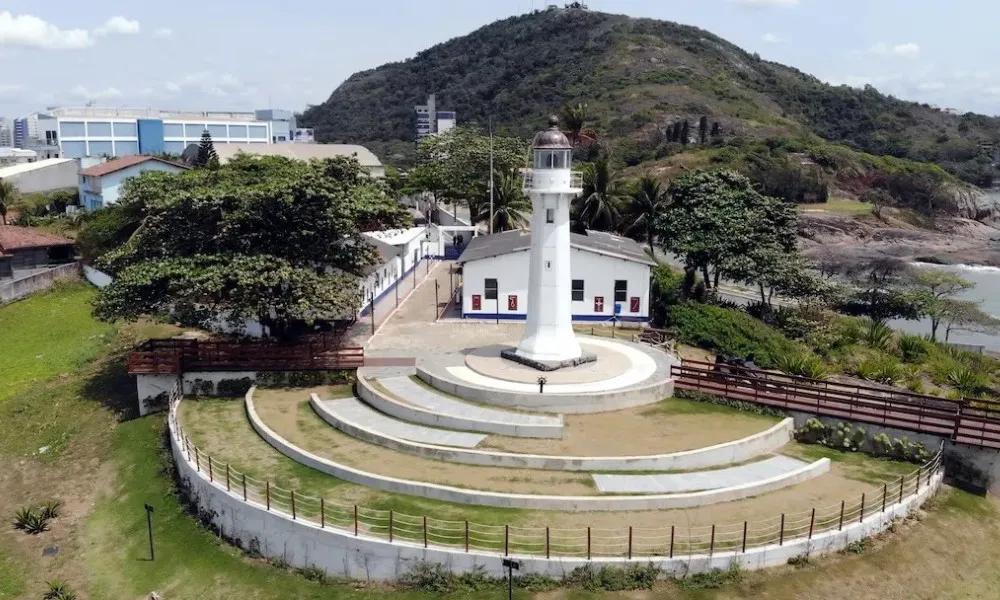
[502,558,519,600]
[489,115,495,235]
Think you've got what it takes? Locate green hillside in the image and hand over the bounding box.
[300,8,999,185]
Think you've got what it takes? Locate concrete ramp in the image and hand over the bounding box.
[593,455,818,494]
[319,398,487,448]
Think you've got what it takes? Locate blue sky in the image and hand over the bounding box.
[1,0,998,119]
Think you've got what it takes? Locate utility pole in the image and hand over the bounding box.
[489,114,495,235]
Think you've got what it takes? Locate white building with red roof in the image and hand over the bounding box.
[79,155,188,211]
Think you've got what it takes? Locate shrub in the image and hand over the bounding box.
[567,563,660,591]
[864,319,894,350]
[773,353,829,379]
[947,365,992,397]
[674,390,788,417]
[296,566,328,584]
[40,500,62,520]
[899,334,930,363]
[217,377,255,397]
[787,554,811,567]
[677,563,744,590]
[667,301,806,368]
[43,581,77,600]
[842,539,868,555]
[12,506,49,534]
[871,433,933,463]
[794,418,865,452]
[855,355,905,385]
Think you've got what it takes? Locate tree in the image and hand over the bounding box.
[698,116,708,144]
[621,176,668,254]
[573,157,621,232]
[908,269,976,341]
[0,179,15,225]
[93,155,409,339]
[194,130,219,169]
[680,120,690,145]
[837,257,920,324]
[561,103,588,147]
[477,169,531,232]
[654,170,798,293]
[672,122,682,143]
[942,299,1000,341]
[710,122,721,138]
[407,127,527,224]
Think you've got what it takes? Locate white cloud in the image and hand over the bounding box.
[731,0,799,7]
[70,85,122,100]
[152,27,173,39]
[164,81,182,94]
[869,42,920,59]
[94,16,140,36]
[0,11,92,49]
[917,81,946,91]
[762,32,779,43]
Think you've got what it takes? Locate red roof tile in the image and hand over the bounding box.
[80,155,188,177]
[0,226,74,251]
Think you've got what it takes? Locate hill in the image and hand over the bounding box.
[300,8,1000,185]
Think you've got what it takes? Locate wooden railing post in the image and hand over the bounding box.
[628,526,633,560]
[860,493,866,523]
[779,514,785,546]
[465,521,470,552]
[587,526,591,560]
[320,498,325,529]
[354,505,358,536]
[389,511,393,542]
[546,526,550,558]
[226,464,231,492]
[669,525,675,558]
[423,516,428,548]
[899,475,905,503]
[808,508,816,539]
[242,473,247,501]
[742,521,747,553]
[916,468,921,492]
[266,481,270,511]
[208,456,213,482]
[838,500,844,530]
[710,524,716,556]
[291,490,296,520]
[882,483,888,512]
[505,525,509,556]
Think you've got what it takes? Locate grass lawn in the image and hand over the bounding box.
[7,282,1000,599]
[797,197,873,217]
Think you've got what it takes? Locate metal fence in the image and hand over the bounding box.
[169,397,943,560]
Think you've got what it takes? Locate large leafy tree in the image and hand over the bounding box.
[93,155,409,339]
[837,257,921,324]
[573,157,621,232]
[477,169,531,232]
[621,176,667,254]
[942,299,1000,342]
[653,170,797,293]
[908,269,976,341]
[407,127,527,223]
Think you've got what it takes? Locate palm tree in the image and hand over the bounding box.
[622,176,668,255]
[476,169,531,232]
[0,179,17,225]
[560,103,588,147]
[573,158,620,232]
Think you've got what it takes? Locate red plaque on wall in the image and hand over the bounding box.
[472,295,482,311]
[630,296,641,313]
[508,295,518,311]
[594,296,604,312]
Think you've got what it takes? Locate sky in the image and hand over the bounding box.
[1,0,998,119]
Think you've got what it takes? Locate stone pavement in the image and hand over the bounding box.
[319,398,487,448]
[592,455,808,493]
[378,376,563,428]
[347,259,441,347]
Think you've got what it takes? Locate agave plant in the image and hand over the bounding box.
[774,353,829,380]
[947,365,992,397]
[898,334,929,363]
[44,581,77,600]
[855,356,905,385]
[40,500,63,520]
[863,319,894,350]
[12,506,49,534]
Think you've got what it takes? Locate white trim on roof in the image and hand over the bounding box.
[0,158,75,179]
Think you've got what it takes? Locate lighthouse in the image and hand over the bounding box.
[502,116,592,369]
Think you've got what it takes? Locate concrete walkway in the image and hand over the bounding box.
[347,259,440,347]
[592,455,809,493]
[378,376,563,429]
[318,397,487,448]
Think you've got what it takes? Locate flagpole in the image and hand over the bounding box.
[489,115,495,235]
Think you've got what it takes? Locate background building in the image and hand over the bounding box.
[79,156,189,211]
[0,119,12,147]
[255,109,296,143]
[214,143,385,177]
[457,229,655,323]
[414,94,458,142]
[0,158,78,195]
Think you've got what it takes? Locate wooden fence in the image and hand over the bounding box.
[128,338,371,374]
[672,360,1000,449]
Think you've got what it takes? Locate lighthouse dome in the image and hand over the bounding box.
[532,115,572,149]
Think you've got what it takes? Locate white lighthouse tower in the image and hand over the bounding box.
[503,116,592,369]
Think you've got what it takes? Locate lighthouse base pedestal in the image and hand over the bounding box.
[500,348,598,372]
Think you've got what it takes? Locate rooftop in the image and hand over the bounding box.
[457,229,656,267]
[0,158,75,179]
[362,226,427,247]
[0,226,74,251]
[80,155,188,178]
[214,143,383,168]
[47,106,270,122]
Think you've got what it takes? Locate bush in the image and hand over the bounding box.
[675,390,788,417]
[257,370,355,388]
[773,353,829,379]
[567,563,660,591]
[217,377,255,397]
[863,319,895,350]
[667,301,807,368]
[677,563,744,590]
[899,334,930,363]
[43,581,77,600]
[855,355,905,385]
[12,506,49,534]
[650,265,685,327]
[296,566,328,584]
[946,365,992,397]
[871,433,934,464]
[39,500,62,520]
[794,418,865,451]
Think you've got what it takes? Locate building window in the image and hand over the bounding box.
[572,279,584,302]
[87,122,113,137]
[484,278,498,300]
[614,280,628,303]
[545,208,554,224]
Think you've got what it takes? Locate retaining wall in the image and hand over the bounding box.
[356,376,563,438]
[317,392,793,472]
[415,367,674,414]
[248,390,828,510]
[137,371,257,416]
[0,262,79,304]
[171,399,944,581]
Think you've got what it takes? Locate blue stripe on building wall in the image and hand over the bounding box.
[137,119,165,154]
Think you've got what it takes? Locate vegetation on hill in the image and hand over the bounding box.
[300,8,1000,188]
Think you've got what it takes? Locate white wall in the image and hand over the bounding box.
[3,161,78,194]
[461,249,651,321]
[86,161,187,209]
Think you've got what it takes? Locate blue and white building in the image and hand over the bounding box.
[16,107,296,159]
[79,155,188,211]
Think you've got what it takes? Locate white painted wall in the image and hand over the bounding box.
[461,248,651,322]
[2,160,78,194]
[81,161,187,210]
